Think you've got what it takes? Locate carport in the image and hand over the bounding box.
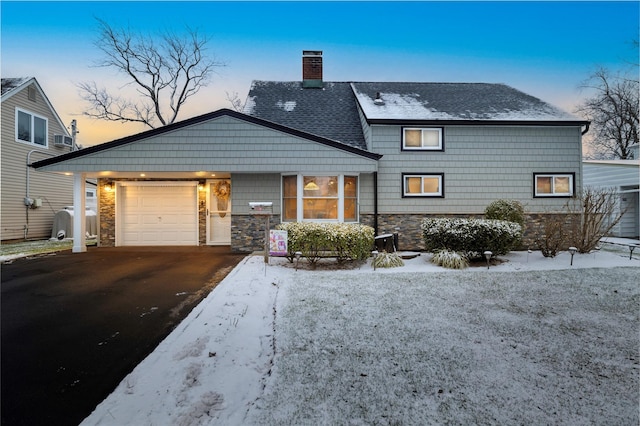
[31,108,379,253]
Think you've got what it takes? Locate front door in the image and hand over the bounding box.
[207,179,232,245]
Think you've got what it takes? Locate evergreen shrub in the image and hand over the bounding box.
[277,222,374,265]
[484,199,526,226]
[421,218,522,259]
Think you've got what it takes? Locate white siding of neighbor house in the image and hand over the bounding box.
[1,82,74,241]
[583,162,639,188]
[583,161,639,238]
[370,125,583,214]
[37,115,378,174]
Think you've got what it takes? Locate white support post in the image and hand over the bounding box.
[72,173,87,253]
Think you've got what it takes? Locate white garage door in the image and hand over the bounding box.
[119,182,198,246]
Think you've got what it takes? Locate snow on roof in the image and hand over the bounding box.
[351,82,581,122]
[583,159,640,166]
[1,77,32,97]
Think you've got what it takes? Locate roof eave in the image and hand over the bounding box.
[365,118,591,127]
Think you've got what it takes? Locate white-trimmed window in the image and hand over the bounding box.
[282,174,358,222]
[402,127,443,151]
[403,173,444,197]
[534,173,574,197]
[16,108,47,146]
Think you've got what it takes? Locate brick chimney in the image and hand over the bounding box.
[302,50,323,88]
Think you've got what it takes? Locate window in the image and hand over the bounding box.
[534,173,574,197]
[282,175,359,222]
[402,127,443,151]
[403,174,444,197]
[16,108,47,146]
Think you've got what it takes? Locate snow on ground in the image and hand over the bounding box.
[81,245,639,426]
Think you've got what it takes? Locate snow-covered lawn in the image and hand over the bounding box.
[82,247,639,426]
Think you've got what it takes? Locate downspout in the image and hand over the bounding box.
[581,123,590,135]
[373,171,379,236]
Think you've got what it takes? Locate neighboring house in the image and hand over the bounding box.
[32,51,589,252]
[1,77,77,241]
[583,157,640,238]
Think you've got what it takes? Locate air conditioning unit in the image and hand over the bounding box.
[54,134,73,147]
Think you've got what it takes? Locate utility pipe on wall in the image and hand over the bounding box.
[25,150,56,239]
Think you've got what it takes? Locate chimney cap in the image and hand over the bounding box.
[303,50,323,56]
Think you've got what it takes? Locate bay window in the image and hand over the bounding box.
[282,174,358,222]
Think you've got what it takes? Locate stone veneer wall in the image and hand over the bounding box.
[97,182,581,254]
[98,179,116,247]
[361,213,581,252]
[198,189,206,245]
[231,214,282,253]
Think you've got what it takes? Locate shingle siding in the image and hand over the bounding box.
[40,116,377,174]
[372,125,583,214]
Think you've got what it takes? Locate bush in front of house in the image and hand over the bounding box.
[484,199,526,226]
[372,251,404,268]
[277,222,375,265]
[431,249,469,269]
[421,217,522,259]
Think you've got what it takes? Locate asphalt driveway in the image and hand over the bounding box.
[1,246,246,426]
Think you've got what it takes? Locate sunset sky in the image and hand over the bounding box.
[2,1,638,147]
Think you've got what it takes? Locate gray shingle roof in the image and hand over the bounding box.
[244,81,368,150]
[244,81,585,150]
[351,82,580,121]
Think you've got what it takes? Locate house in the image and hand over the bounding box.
[583,153,639,238]
[32,51,589,253]
[1,77,77,241]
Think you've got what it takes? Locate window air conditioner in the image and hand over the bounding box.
[54,134,73,147]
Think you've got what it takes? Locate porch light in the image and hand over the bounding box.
[104,181,114,192]
[568,246,577,266]
[484,251,492,269]
[198,181,206,191]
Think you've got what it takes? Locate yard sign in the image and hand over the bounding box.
[269,230,288,256]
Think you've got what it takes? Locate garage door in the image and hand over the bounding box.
[119,182,198,246]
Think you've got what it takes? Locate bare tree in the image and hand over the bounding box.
[225,91,245,113]
[576,66,639,159]
[567,187,629,253]
[77,19,224,128]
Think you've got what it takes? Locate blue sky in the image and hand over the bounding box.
[2,1,638,146]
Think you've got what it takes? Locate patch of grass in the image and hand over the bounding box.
[1,239,97,259]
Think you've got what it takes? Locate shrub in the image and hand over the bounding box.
[421,218,522,259]
[534,215,568,258]
[431,249,469,269]
[372,251,404,268]
[484,199,526,226]
[276,222,375,266]
[565,187,629,253]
